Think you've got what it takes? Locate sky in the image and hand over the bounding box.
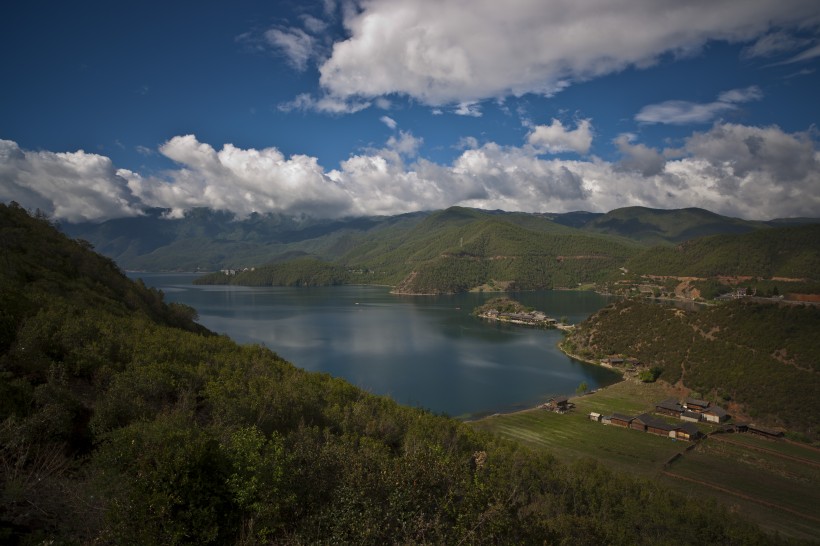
[1,0,819,223]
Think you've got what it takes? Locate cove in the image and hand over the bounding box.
[134,273,622,418]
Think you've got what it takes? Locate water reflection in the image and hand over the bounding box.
[131,273,621,417]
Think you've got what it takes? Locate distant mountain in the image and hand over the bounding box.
[59,205,820,294]
[580,206,767,245]
[62,207,430,271]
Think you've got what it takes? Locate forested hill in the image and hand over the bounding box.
[581,206,768,245]
[625,223,820,278]
[563,298,820,439]
[0,202,778,543]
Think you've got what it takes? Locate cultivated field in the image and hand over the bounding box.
[470,380,820,541]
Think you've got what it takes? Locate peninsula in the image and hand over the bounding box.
[473,297,571,330]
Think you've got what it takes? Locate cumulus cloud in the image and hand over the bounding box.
[123,135,352,219]
[527,119,593,155]
[315,0,819,107]
[0,139,142,222]
[3,121,818,222]
[636,86,763,125]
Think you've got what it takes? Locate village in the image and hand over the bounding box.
[542,392,785,442]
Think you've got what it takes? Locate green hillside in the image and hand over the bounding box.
[563,298,820,439]
[340,207,641,293]
[625,223,820,279]
[0,202,781,544]
[583,206,766,245]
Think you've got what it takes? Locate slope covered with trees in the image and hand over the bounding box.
[563,298,820,439]
[624,224,820,279]
[0,202,779,544]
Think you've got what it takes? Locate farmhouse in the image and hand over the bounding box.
[674,422,703,441]
[681,410,702,423]
[702,405,730,423]
[655,398,684,417]
[684,398,711,413]
[608,413,633,428]
[633,413,676,437]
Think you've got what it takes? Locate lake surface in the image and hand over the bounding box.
[133,273,622,418]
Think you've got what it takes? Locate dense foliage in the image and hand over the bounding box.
[583,206,766,245]
[564,298,820,438]
[624,224,820,279]
[0,202,781,544]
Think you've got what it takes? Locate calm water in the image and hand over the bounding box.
[133,273,621,418]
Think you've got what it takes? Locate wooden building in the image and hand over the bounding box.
[674,422,703,441]
[703,405,729,423]
[608,413,633,427]
[684,398,711,413]
[655,398,683,417]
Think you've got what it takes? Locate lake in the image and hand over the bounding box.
[133,273,622,418]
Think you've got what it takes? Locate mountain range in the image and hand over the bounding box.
[60,205,820,295]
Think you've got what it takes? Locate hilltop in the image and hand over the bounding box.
[0,202,781,544]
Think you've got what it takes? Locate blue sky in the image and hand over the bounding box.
[1,0,819,222]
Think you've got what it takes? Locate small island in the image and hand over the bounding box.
[474,297,571,330]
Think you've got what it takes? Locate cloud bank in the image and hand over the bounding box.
[310,0,819,109]
[2,121,818,223]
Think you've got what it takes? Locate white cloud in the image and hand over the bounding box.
[636,86,763,125]
[316,0,820,106]
[264,27,318,71]
[741,31,811,59]
[0,139,142,222]
[124,135,353,219]
[454,102,482,117]
[2,121,818,222]
[780,43,820,64]
[278,92,370,114]
[527,119,594,155]
[380,115,397,129]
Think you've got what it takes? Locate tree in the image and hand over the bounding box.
[576,381,588,395]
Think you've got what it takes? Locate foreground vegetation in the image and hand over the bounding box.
[0,202,786,543]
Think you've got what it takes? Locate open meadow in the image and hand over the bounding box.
[470,380,820,541]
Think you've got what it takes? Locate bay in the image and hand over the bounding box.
[133,273,622,418]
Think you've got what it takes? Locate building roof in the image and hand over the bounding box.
[551,395,569,404]
[686,397,710,408]
[609,413,634,423]
[704,405,728,417]
[682,410,701,420]
[634,413,674,431]
[656,398,683,411]
[675,422,701,436]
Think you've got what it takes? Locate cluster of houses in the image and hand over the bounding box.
[655,397,730,424]
[589,411,704,441]
[579,398,730,442]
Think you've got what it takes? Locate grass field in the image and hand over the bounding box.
[470,380,820,541]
